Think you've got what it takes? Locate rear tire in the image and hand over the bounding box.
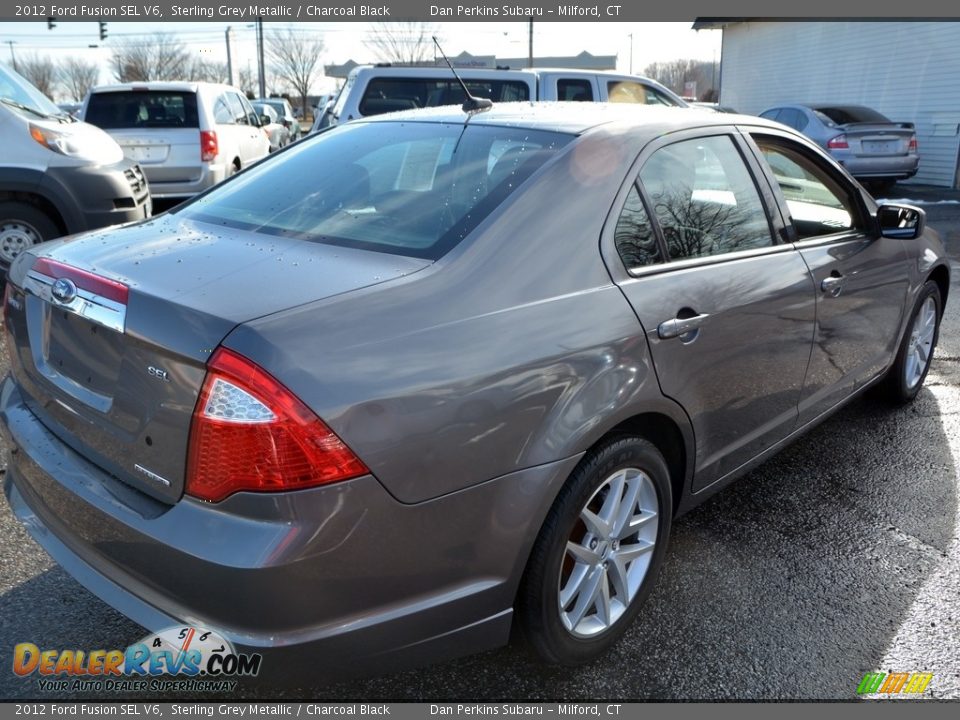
[883,280,941,404]
[0,201,59,270]
[516,436,672,666]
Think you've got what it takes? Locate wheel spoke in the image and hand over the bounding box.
[620,509,657,539]
[612,476,642,539]
[598,471,626,527]
[613,538,655,564]
[596,570,612,626]
[559,563,590,609]
[566,567,602,629]
[566,540,600,566]
[580,507,610,540]
[607,556,630,601]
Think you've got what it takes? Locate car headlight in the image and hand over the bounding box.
[29,122,106,162]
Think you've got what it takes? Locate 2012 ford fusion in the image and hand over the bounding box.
[1,102,949,674]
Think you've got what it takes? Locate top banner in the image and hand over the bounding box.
[2,1,960,21]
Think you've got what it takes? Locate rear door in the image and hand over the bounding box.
[84,89,202,185]
[604,129,817,491]
[744,130,911,423]
[540,72,598,102]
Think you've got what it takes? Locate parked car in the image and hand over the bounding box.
[251,102,289,152]
[256,97,302,142]
[0,63,150,274]
[81,81,271,200]
[1,103,949,675]
[312,65,687,131]
[759,104,919,192]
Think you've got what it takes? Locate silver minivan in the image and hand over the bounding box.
[82,82,271,199]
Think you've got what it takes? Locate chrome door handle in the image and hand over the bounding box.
[658,313,710,340]
[821,275,845,296]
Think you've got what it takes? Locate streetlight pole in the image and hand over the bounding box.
[256,17,266,99]
[528,18,533,67]
[225,26,234,87]
[5,40,16,72]
[628,33,633,74]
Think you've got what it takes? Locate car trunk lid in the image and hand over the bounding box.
[837,123,915,157]
[5,216,429,504]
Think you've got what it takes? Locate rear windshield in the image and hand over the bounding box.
[359,78,531,116]
[814,105,890,125]
[178,121,572,260]
[85,90,199,129]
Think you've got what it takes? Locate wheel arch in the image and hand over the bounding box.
[928,263,950,314]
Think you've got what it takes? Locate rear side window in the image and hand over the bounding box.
[639,135,774,261]
[85,91,199,129]
[776,108,809,131]
[607,81,678,106]
[181,121,572,260]
[358,78,531,116]
[558,79,594,102]
[614,185,662,271]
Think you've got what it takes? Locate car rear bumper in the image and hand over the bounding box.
[0,376,576,676]
[143,163,227,199]
[837,154,919,180]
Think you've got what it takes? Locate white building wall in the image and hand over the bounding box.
[719,22,960,187]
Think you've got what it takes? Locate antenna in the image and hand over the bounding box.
[432,36,493,114]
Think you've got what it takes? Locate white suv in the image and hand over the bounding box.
[81,82,271,199]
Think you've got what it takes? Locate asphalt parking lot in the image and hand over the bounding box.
[1,189,959,701]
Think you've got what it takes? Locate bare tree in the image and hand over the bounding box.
[237,67,258,98]
[365,22,438,65]
[18,54,58,100]
[186,58,228,84]
[265,27,324,115]
[111,34,189,82]
[643,59,719,98]
[59,57,100,102]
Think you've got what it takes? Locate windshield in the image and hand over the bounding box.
[0,63,64,117]
[178,120,573,260]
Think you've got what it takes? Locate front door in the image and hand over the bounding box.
[745,132,911,424]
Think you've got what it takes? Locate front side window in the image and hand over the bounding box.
[179,121,572,260]
[639,135,774,261]
[225,93,249,125]
[754,136,861,239]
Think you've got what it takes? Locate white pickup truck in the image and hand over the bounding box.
[313,65,688,131]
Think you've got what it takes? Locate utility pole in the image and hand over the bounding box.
[528,18,533,68]
[5,40,16,72]
[225,26,234,87]
[628,33,634,74]
[256,17,266,99]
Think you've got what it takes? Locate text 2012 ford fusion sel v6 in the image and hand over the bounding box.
[0,103,950,674]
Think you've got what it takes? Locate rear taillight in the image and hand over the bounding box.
[186,347,368,502]
[827,134,849,149]
[908,135,918,152]
[200,130,218,162]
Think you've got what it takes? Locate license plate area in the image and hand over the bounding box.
[863,140,897,154]
[46,307,124,397]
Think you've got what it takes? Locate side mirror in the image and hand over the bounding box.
[877,203,925,239]
[259,114,272,127]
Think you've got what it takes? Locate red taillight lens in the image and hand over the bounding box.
[827,134,849,150]
[186,347,369,502]
[908,135,918,152]
[200,130,218,162]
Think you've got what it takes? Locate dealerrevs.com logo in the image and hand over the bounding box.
[13,627,262,693]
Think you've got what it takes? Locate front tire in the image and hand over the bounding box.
[517,436,673,666]
[884,280,942,404]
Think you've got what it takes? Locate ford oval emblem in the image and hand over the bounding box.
[51,277,78,305]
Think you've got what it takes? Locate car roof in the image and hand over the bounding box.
[350,65,536,79]
[357,101,788,138]
[89,81,236,93]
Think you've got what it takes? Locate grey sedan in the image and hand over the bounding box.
[759,104,919,192]
[0,104,950,675]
